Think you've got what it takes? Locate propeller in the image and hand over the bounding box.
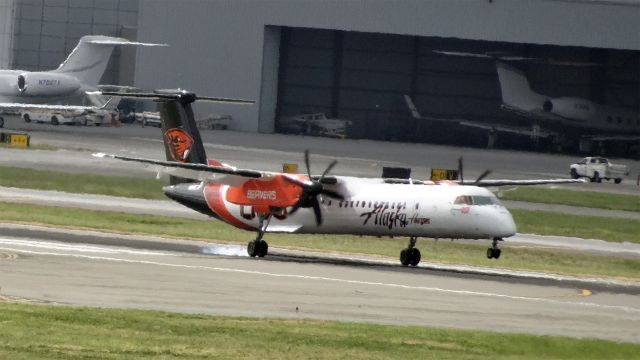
[283,150,344,226]
[457,156,492,185]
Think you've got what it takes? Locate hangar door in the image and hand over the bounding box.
[274,27,501,144]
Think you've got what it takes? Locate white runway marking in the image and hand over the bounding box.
[2,244,639,315]
[0,237,172,256]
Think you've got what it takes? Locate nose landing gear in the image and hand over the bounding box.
[486,237,502,259]
[400,237,421,266]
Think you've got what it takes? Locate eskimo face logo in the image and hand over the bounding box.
[164,128,194,162]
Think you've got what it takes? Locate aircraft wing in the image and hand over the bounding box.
[468,178,585,187]
[0,102,110,118]
[458,120,557,138]
[93,153,277,187]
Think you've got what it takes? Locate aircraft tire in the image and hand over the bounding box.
[247,240,259,257]
[409,248,421,266]
[486,248,501,259]
[23,114,31,123]
[486,248,494,259]
[0,116,4,128]
[400,249,410,266]
[51,116,59,125]
[257,240,268,257]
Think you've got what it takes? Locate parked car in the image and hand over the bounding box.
[569,157,629,184]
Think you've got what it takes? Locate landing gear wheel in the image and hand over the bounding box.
[487,237,503,259]
[409,248,421,266]
[247,240,259,257]
[51,116,59,125]
[400,249,410,266]
[0,116,4,128]
[257,240,268,257]
[400,237,422,267]
[23,114,31,123]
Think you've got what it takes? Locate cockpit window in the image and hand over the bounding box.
[454,195,472,205]
[454,195,500,206]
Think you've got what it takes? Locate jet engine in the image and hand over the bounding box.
[542,97,595,121]
[16,72,81,97]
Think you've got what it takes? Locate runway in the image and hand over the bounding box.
[0,225,639,343]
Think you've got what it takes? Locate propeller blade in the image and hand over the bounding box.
[312,199,322,226]
[289,203,301,215]
[304,149,312,177]
[282,174,312,189]
[458,157,464,183]
[473,170,492,185]
[320,160,337,179]
[321,189,344,201]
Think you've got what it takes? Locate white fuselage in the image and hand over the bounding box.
[214,177,516,240]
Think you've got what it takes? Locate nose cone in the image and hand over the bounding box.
[497,209,517,237]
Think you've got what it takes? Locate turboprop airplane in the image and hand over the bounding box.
[93,89,584,267]
[0,35,165,126]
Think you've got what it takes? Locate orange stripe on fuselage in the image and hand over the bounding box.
[204,183,256,231]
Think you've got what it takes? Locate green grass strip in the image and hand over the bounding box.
[0,303,637,360]
[1,202,638,280]
[511,209,640,243]
[0,165,166,200]
[501,187,640,212]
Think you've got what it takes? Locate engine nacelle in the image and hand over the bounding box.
[542,97,596,121]
[16,72,81,97]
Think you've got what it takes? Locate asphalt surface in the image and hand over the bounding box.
[0,224,639,343]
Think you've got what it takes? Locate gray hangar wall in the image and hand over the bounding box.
[135,0,640,134]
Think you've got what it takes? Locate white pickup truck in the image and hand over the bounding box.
[570,157,629,184]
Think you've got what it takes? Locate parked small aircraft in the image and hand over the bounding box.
[94,89,583,266]
[0,35,165,126]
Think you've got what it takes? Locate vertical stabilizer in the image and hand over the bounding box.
[495,61,545,112]
[156,90,208,185]
[54,35,166,86]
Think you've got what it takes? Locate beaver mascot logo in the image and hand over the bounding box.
[164,128,194,162]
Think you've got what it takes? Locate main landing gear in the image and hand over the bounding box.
[400,237,421,266]
[486,237,502,259]
[247,213,271,257]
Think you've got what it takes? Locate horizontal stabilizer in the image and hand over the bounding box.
[86,38,167,47]
[89,89,255,105]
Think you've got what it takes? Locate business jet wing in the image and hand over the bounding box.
[432,50,602,67]
[0,101,106,114]
[0,95,115,115]
[404,94,557,139]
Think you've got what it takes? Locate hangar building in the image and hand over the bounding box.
[2,0,639,155]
